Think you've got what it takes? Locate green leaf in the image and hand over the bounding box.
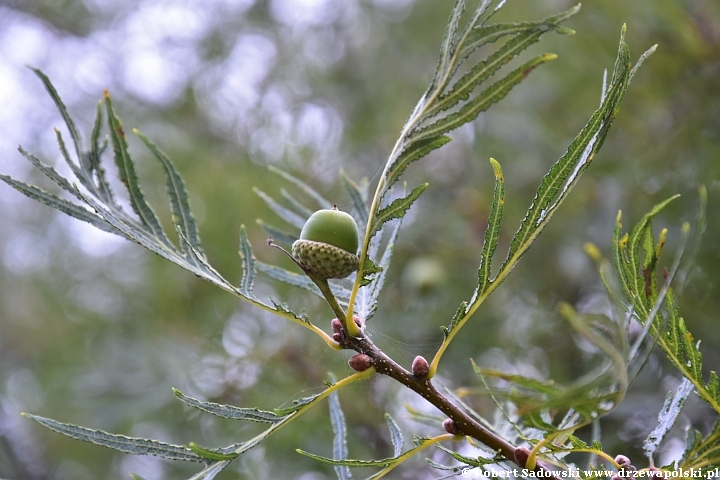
[268,165,333,210]
[645,378,693,459]
[473,306,628,434]
[476,158,504,295]
[413,53,557,143]
[187,461,231,480]
[622,195,679,317]
[440,302,468,341]
[256,219,298,246]
[54,127,96,197]
[254,187,306,230]
[432,0,467,92]
[134,129,204,259]
[238,225,258,300]
[256,261,351,305]
[384,136,451,194]
[458,6,579,62]
[329,390,352,480]
[435,443,498,467]
[340,171,369,227]
[16,147,82,201]
[189,442,238,461]
[22,413,203,462]
[87,100,117,206]
[277,188,314,219]
[385,414,404,458]
[425,458,466,472]
[296,451,394,468]
[0,175,116,234]
[104,91,172,248]
[354,209,401,320]
[430,27,560,116]
[358,257,383,288]
[274,392,325,417]
[501,46,631,276]
[76,190,181,264]
[30,67,84,161]
[173,389,285,423]
[298,433,459,476]
[270,299,310,324]
[370,183,428,238]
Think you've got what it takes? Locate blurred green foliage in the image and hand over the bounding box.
[0,0,718,478]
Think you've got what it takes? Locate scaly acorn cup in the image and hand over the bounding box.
[292,206,360,280]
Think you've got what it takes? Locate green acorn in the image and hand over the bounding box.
[292,206,360,280]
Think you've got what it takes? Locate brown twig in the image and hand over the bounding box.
[338,329,561,479]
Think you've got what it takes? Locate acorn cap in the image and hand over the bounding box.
[292,207,360,280]
[292,239,359,279]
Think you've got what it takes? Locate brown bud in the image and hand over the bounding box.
[514,446,531,467]
[442,418,459,435]
[332,332,343,343]
[412,355,430,378]
[615,455,631,468]
[331,318,343,333]
[353,315,362,327]
[348,354,373,372]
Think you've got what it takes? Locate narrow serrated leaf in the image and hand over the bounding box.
[431,29,553,116]
[270,299,309,324]
[54,128,96,195]
[385,136,451,194]
[432,0,466,90]
[30,68,83,160]
[279,188,315,219]
[459,5,580,62]
[256,219,298,246]
[354,211,401,320]
[425,458,465,471]
[187,461,231,480]
[329,391,352,480]
[568,435,588,449]
[340,171,369,226]
[104,92,171,248]
[502,56,630,275]
[23,413,203,462]
[624,195,680,316]
[238,225,258,300]
[645,378,693,459]
[134,129,204,258]
[414,53,557,143]
[77,189,181,264]
[17,147,83,201]
[0,175,117,234]
[173,389,285,423]
[477,158,504,294]
[87,100,118,206]
[189,442,238,461]
[257,261,350,305]
[274,392,325,417]
[385,414,404,458]
[254,187,306,229]
[297,450,395,468]
[371,183,428,238]
[435,443,491,467]
[268,166,333,210]
[440,302,468,340]
[473,366,563,397]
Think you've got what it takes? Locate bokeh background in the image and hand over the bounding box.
[1,0,718,478]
